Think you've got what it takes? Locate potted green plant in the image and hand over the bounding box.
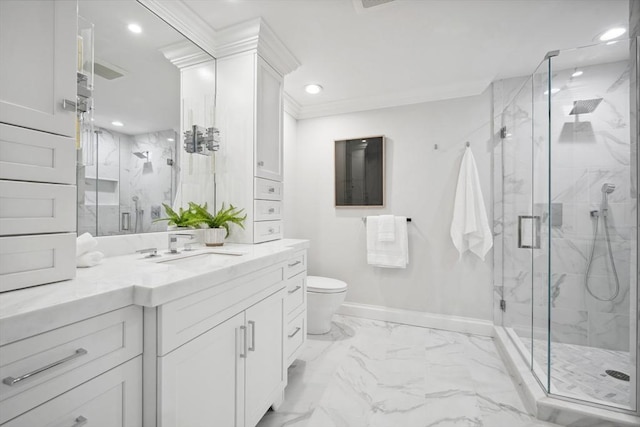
[189,202,247,246]
[154,203,201,229]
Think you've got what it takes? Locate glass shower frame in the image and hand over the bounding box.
[497,37,639,415]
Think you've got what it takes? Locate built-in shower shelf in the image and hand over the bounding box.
[83,177,119,206]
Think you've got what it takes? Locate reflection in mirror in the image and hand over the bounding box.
[335,136,385,207]
[76,0,214,236]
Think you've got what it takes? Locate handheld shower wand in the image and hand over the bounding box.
[132,196,141,233]
[584,183,620,301]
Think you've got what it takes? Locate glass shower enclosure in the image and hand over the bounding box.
[496,37,638,413]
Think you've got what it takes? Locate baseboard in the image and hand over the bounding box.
[336,302,495,337]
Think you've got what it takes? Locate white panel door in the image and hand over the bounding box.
[244,291,284,427]
[255,57,283,182]
[0,0,77,137]
[158,312,245,427]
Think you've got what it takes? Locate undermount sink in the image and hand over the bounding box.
[153,249,245,269]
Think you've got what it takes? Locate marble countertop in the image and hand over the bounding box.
[0,239,309,345]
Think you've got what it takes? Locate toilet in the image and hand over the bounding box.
[306,276,348,335]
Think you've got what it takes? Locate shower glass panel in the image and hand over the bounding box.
[547,39,636,410]
[498,36,638,414]
[532,58,551,392]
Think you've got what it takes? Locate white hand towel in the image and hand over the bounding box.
[450,147,492,261]
[378,215,395,242]
[76,232,98,256]
[77,251,104,268]
[367,216,409,268]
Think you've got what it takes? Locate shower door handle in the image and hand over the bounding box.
[518,215,541,249]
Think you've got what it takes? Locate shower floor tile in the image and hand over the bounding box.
[523,339,632,408]
[256,315,559,427]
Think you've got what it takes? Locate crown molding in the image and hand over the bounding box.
[283,92,302,119]
[215,18,300,76]
[160,41,214,69]
[137,0,217,58]
[295,79,490,120]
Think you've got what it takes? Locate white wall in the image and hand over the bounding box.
[284,89,495,321]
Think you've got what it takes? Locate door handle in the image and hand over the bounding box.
[248,320,256,352]
[288,285,302,294]
[71,416,88,427]
[62,99,77,111]
[288,327,301,338]
[239,325,247,358]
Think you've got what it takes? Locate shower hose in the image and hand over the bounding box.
[584,211,620,301]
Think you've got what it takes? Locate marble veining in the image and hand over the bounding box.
[256,316,560,427]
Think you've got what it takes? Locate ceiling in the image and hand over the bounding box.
[183,0,631,118]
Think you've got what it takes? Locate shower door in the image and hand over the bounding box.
[499,37,638,413]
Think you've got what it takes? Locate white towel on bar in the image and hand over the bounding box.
[450,146,492,261]
[377,215,395,242]
[367,216,409,268]
[76,232,97,256]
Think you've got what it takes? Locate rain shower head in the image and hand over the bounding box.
[601,183,616,194]
[133,151,149,160]
[569,98,603,115]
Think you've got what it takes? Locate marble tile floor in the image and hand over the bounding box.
[522,338,632,408]
[257,315,560,427]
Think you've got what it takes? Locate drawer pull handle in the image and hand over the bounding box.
[72,416,88,427]
[257,161,264,166]
[248,320,256,352]
[268,228,275,234]
[288,260,301,268]
[288,327,301,338]
[2,348,88,386]
[268,208,275,213]
[239,326,247,358]
[62,99,77,111]
[268,187,275,193]
[288,285,302,294]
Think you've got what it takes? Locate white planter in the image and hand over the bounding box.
[204,227,226,247]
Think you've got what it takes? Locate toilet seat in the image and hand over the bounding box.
[307,276,347,294]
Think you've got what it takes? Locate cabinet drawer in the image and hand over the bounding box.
[254,199,282,221]
[2,356,142,427]
[254,220,282,243]
[0,123,75,184]
[254,177,282,201]
[286,310,305,365]
[285,251,306,278]
[0,233,76,292]
[0,306,142,424]
[284,273,306,316]
[158,265,285,355]
[0,180,76,236]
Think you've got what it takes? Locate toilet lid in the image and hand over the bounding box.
[307,276,347,294]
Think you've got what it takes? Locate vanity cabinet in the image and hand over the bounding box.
[0,0,77,138]
[0,306,143,426]
[216,52,284,244]
[0,1,77,292]
[150,263,287,427]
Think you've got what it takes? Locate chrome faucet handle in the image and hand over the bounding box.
[136,248,159,258]
[168,233,195,254]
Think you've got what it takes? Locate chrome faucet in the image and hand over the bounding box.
[168,233,195,254]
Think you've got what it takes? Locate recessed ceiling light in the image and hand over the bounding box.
[543,88,561,95]
[112,121,124,127]
[599,27,625,41]
[572,70,583,77]
[167,138,175,142]
[128,23,142,34]
[304,84,323,94]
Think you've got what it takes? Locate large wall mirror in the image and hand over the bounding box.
[76,0,215,236]
[335,136,385,207]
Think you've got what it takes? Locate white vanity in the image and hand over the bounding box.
[0,239,308,427]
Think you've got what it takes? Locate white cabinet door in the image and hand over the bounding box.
[0,0,76,137]
[244,291,284,427]
[255,57,283,182]
[158,312,245,427]
[3,357,142,427]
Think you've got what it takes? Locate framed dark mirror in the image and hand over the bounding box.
[335,136,385,207]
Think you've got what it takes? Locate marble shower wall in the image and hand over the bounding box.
[494,59,636,352]
[77,128,177,236]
